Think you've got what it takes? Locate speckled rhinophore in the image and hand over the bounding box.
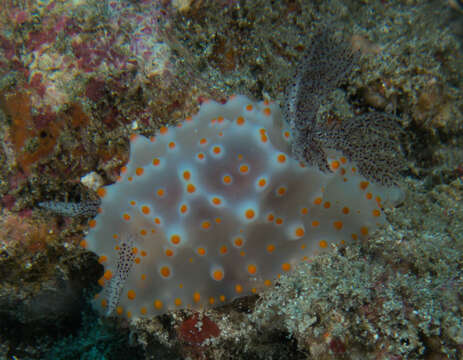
[84,95,401,320]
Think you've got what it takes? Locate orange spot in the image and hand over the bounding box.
[372,209,381,217]
[245,209,255,219]
[235,284,243,293]
[247,264,257,275]
[284,131,290,138]
[89,219,97,228]
[101,299,108,308]
[295,227,305,238]
[186,116,192,122]
[134,257,141,264]
[141,250,147,256]
[199,138,207,145]
[209,297,215,305]
[277,154,286,163]
[331,160,341,170]
[263,107,271,116]
[132,247,138,255]
[324,201,331,209]
[197,152,205,160]
[152,158,160,166]
[197,247,206,256]
[120,166,127,174]
[217,116,224,123]
[157,188,165,197]
[301,207,308,215]
[154,217,161,224]
[213,270,224,281]
[180,204,188,214]
[97,188,107,198]
[130,200,136,206]
[140,229,147,236]
[223,175,232,184]
[127,290,136,300]
[333,221,343,230]
[159,126,168,135]
[103,270,113,280]
[116,306,123,315]
[128,176,133,182]
[193,292,201,303]
[361,226,369,236]
[154,300,163,310]
[141,274,146,280]
[160,266,171,278]
[340,157,347,164]
[141,307,147,315]
[360,181,369,190]
[123,213,131,221]
[264,279,272,287]
[311,220,320,227]
[187,183,196,193]
[234,237,244,247]
[277,186,286,196]
[171,234,181,245]
[141,205,150,214]
[245,104,253,111]
[213,146,222,154]
[98,255,107,263]
[342,207,350,215]
[212,197,222,206]
[174,298,182,307]
[267,213,275,222]
[136,167,144,176]
[236,116,245,125]
[165,249,174,257]
[281,263,291,272]
[201,221,211,230]
[267,244,275,253]
[314,197,322,205]
[150,136,156,142]
[319,240,328,248]
[239,164,249,174]
[220,295,226,302]
[275,218,283,225]
[258,178,267,187]
[168,141,176,149]
[220,245,228,254]
[215,217,221,224]
[352,233,358,240]
[366,192,373,200]
[183,170,191,180]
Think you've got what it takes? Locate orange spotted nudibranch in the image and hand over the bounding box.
[85,95,402,320]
